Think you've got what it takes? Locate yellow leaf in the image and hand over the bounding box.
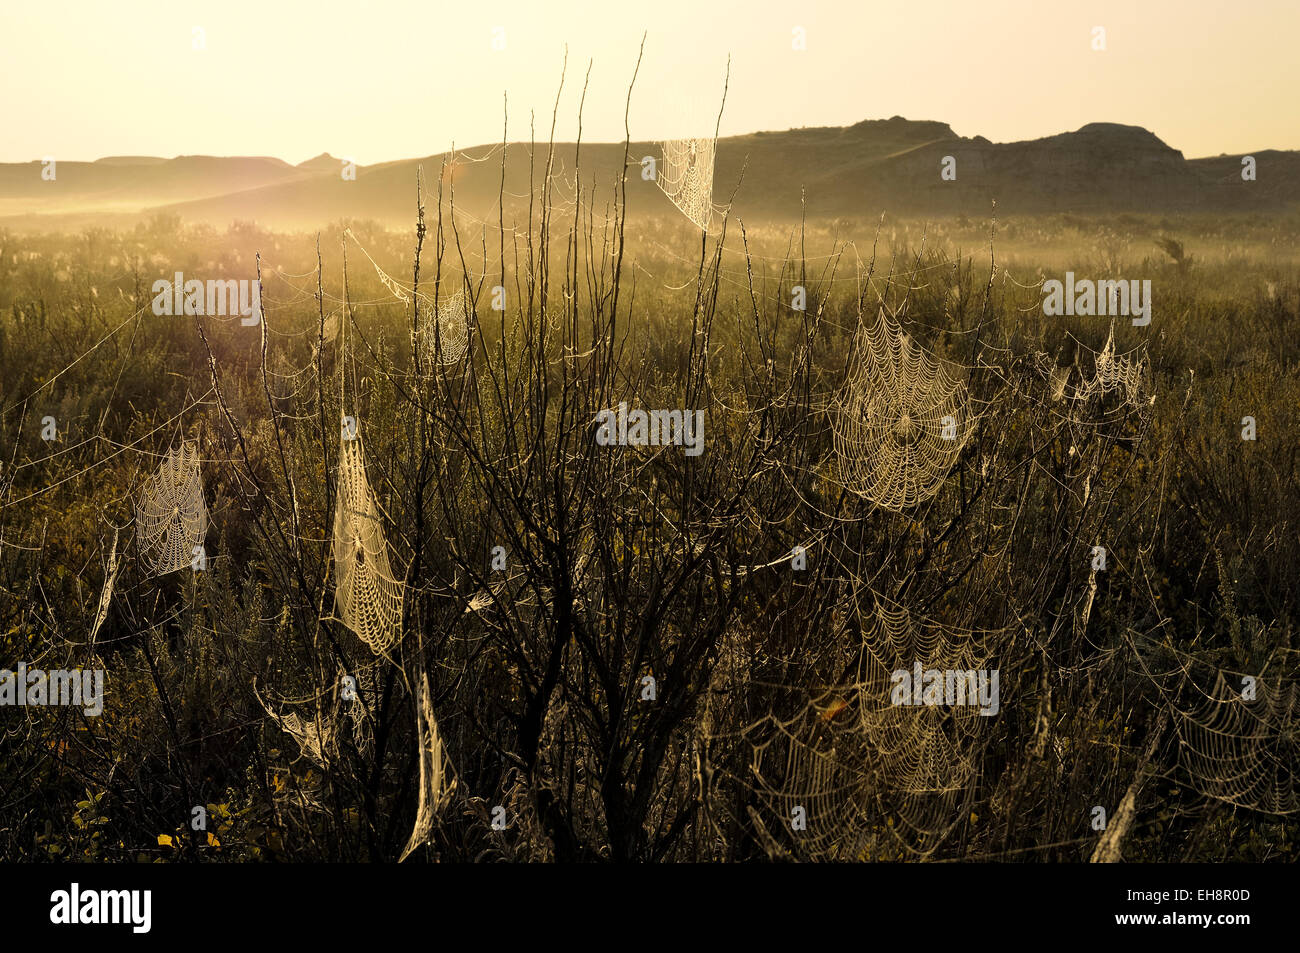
[207,832,220,848]
[157,834,173,847]
[820,697,850,721]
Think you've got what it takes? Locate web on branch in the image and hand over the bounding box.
[345,227,468,366]
[418,289,469,368]
[727,597,1000,859]
[1034,322,1149,407]
[135,441,207,577]
[1172,672,1298,815]
[832,309,973,510]
[89,528,119,651]
[658,137,717,232]
[331,428,404,654]
[259,693,336,767]
[398,672,457,861]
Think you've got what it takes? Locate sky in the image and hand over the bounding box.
[1,0,1295,164]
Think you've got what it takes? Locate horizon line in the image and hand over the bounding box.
[1,116,1289,168]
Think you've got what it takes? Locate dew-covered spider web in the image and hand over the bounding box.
[419,289,469,368]
[832,308,973,510]
[1033,322,1149,407]
[345,663,379,760]
[658,137,717,231]
[135,441,207,576]
[1171,671,1299,815]
[259,694,336,767]
[398,671,457,861]
[344,228,468,366]
[331,427,404,654]
[88,528,119,651]
[717,594,1003,859]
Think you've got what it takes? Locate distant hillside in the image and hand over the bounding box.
[92,156,170,167]
[0,155,323,221]
[1,118,1295,231]
[297,153,346,174]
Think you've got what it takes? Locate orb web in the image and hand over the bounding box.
[1172,672,1299,814]
[855,601,995,846]
[331,428,403,654]
[417,288,469,367]
[833,309,973,510]
[658,137,716,231]
[135,441,207,577]
[1090,324,1148,405]
[345,227,467,366]
[728,597,1000,859]
[398,672,457,861]
[1034,322,1149,407]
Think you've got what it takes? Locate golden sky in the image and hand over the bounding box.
[1,0,1294,164]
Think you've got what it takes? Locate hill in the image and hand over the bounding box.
[1,118,1294,231]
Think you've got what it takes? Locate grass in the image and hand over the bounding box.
[0,204,1296,862]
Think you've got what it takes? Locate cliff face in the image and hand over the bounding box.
[770,121,1266,218]
[946,123,1199,213]
[728,120,1295,219]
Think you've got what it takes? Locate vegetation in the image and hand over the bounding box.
[0,179,1297,862]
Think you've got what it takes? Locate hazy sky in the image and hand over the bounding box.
[1,0,1295,164]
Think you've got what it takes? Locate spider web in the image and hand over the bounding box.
[658,137,717,231]
[1033,322,1149,407]
[723,597,1002,859]
[345,664,380,760]
[88,528,119,651]
[398,671,457,861]
[345,228,468,366]
[418,288,469,368]
[832,308,973,510]
[331,427,403,654]
[135,441,207,577]
[1172,672,1299,815]
[262,703,335,766]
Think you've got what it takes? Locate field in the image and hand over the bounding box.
[1,195,1298,862]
